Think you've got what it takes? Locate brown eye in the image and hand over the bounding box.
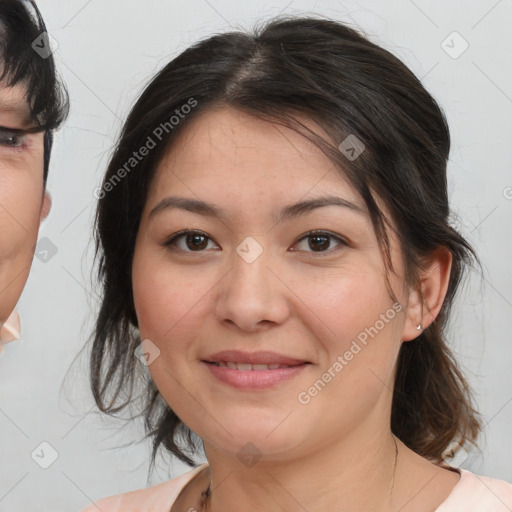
[164,230,218,252]
[308,234,330,251]
[292,231,347,256]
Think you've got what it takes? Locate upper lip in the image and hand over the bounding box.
[202,350,309,366]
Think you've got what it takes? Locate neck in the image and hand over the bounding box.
[201,429,400,512]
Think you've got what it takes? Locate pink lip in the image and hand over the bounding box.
[202,361,310,390]
[203,349,309,366]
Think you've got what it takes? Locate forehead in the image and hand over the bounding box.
[155,107,346,190]
[0,82,32,126]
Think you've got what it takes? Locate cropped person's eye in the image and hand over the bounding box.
[0,127,28,149]
[164,229,347,255]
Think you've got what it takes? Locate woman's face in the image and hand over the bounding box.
[0,83,50,325]
[132,107,419,461]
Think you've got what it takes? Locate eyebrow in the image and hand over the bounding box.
[149,195,366,223]
[0,99,32,124]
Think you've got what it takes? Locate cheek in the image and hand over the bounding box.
[131,248,209,416]
[291,261,394,346]
[131,246,207,346]
[0,172,43,319]
[291,263,403,399]
[1,151,43,213]
[0,173,42,245]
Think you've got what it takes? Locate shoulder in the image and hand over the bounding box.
[436,469,512,511]
[79,463,208,512]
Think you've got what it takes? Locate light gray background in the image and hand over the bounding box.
[0,0,511,510]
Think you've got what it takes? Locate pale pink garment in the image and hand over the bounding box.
[80,462,512,511]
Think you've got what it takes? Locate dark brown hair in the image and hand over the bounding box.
[90,14,481,476]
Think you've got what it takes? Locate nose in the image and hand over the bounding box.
[215,239,290,333]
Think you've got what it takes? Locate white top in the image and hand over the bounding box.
[80,463,512,511]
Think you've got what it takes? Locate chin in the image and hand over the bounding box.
[200,417,307,461]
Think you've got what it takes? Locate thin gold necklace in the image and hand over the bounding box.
[390,435,399,502]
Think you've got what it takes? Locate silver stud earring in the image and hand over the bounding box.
[416,324,422,331]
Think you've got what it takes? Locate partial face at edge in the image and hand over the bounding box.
[0,82,48,324]
[131,107,414,461]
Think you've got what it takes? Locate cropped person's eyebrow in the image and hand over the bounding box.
[0,99,32,125]
[148,195,367,223]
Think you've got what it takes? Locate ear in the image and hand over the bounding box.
[401,246,452,342]
[40,191,52,222]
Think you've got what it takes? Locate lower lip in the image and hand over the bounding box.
[202,361,310,390]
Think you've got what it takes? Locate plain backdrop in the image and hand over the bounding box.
[0,0,511,510]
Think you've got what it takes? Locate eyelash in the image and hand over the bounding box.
[0,127,29,150]
[163,229,348,257]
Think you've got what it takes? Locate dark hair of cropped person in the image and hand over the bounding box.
[89,15,482,478]
[0,0,69,184]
